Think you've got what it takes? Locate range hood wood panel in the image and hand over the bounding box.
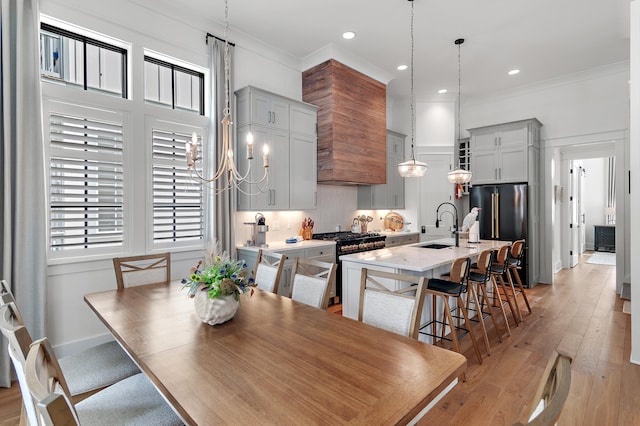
[303,59,386,185]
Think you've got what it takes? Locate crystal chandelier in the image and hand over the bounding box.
[447,38,472,185]
[397,0,427,178]
[185,0,268,194]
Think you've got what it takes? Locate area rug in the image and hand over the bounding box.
[586,252,616,265]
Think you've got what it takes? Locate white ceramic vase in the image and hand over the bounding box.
[193,291,239,325]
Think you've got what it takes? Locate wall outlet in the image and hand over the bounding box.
[421,225,426,233]
[271,220,280,231]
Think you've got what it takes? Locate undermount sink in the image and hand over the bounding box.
[419,243,452,249]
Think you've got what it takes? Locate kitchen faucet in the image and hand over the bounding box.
[435,202,459,247]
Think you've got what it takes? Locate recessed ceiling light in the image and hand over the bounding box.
[508,69,520,75]
[438,89,447,94]
[397,64,408,71]
[342,31,356,40]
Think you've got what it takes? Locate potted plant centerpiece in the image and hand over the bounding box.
[182,244,255,325]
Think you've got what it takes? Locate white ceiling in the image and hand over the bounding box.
[142,0,630,100]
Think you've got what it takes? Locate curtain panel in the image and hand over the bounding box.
[1,0,48,387]
[207,38,237,255]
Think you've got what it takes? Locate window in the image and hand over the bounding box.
[151,126,204,246]
[47,105,124,254]
[40,23,127,98]
[144,56,204,115]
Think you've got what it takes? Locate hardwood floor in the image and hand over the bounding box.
[0,251,637,425]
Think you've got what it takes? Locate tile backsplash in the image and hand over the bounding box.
[235,184,412,246]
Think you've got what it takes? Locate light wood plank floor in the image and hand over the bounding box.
[0,252,637,425]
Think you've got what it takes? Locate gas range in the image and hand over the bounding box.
[312,231,386,256]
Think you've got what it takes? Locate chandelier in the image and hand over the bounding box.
[447,38,472,185]
[397,0,427,178]
[185,0,268,194]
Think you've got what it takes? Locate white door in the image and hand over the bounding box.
[569,162,580,267]
[418,153,454,241]
[578,166,586,254]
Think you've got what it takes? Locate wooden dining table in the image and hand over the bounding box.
[84,282,466,425]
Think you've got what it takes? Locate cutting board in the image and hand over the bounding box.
[384,212,404,231]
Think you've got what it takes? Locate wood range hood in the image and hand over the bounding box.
[302,59,387,185]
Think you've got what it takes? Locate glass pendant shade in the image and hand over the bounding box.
[398,159,427,177]
[447,168,472,184]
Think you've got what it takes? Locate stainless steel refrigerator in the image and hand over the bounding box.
[469,183,528,285]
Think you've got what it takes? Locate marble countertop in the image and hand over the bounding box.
[236,239,336,253]
[339,238,510,272]
[380,230,420,236]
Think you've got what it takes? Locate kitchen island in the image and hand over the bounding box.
[340,238,511,321]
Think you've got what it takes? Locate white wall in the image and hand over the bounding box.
[629,0,639,364]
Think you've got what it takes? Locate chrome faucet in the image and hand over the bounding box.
[435,202,459,247]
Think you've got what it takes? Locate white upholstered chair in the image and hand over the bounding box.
[26,336,182,426]
[112,252,171,290]
[358,268,427,339]
[253,249,286,294]
[290,258,337,310]
[0,282,140,425]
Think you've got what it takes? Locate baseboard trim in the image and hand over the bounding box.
[52,333,116,358]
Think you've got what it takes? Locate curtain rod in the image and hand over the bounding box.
[206,33,236,47]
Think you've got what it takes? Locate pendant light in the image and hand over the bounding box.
[398,0,427,178]
[185,0,268,194]
[447,38,472,184]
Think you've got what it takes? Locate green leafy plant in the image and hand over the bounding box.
[182,244,255,301]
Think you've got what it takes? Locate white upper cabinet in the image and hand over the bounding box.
[469,119,541,185]
[237,87,290,130]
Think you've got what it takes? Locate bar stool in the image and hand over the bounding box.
[419,257,483,365]
[507,240,532,318]
[467,249,511,356]
[489,245,521,325]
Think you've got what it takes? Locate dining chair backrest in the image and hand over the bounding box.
[358,268,427,339]
[1,280,25,325]
[510,240,526,266]
[113,252,171,290]
[0,301,38,426]
[253,250,286,294]
[512,350,572,426]
[491,244,511,274]
[26,337,79,425]
[450,256,471,286]
[290,258,337,310]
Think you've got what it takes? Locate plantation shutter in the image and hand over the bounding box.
[49,112,124,252]
[151,129,204,244]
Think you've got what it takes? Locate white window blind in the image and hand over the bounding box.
[151,129,204,245]
[49,111,124,252]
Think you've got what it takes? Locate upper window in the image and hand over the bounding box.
[144,56,204,115]
[40,23,127,98]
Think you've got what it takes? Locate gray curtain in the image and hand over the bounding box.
[207,39,236,254]
[0,0,47,387]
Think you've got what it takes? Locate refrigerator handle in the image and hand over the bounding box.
[496,192,500,238]
[491,193,495,238]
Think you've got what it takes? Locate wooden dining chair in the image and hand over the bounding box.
[0,287,139,410]
[467,248,511,355]
[112,252,171,290]
[507,239,533,318]
[358,268,427,339]
[419,257,483,365]
[290,258,337,310]
[489,244,522,325]
[512,351,572,426]
[253,249,286,295]
[26,336,182,426]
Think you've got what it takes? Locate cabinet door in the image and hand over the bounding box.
[239,126,289,210]
[290,133,317,210]
[470,150,499,185]
[497,125,528,148]
[290,104,317,135]
[471,130,498,150]
[387,132,405,209]
[252,93,290,130]
[499,145,528,183]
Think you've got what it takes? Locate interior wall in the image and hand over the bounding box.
[629,0,639,365]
